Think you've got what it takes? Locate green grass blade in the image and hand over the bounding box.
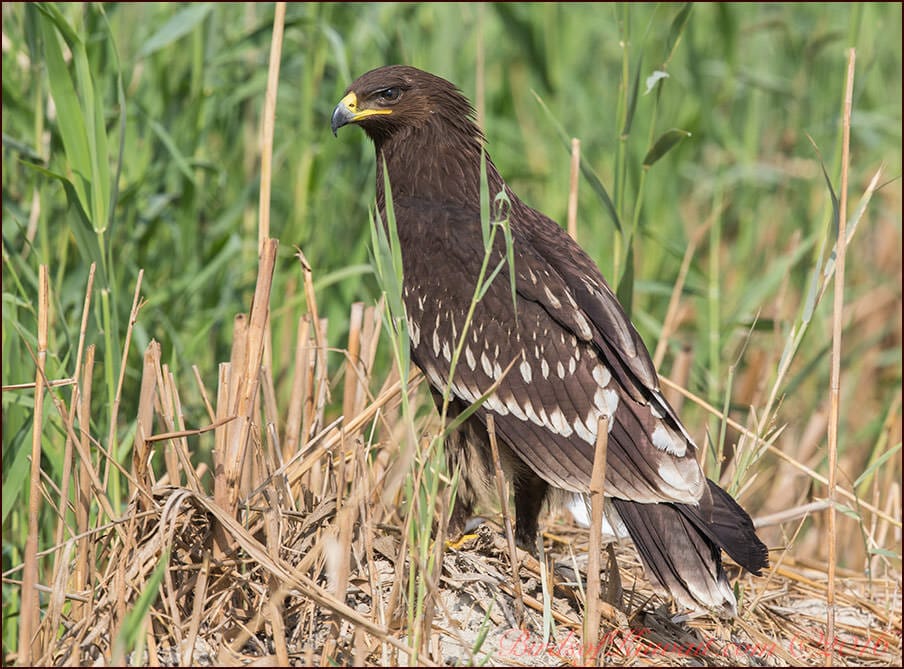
[138,3,213,58]
[642,128,691,168]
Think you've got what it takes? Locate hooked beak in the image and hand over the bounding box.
[330,91,392,136]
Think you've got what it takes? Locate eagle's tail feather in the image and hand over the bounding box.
[676,479,770,576]
[610,494,739,617]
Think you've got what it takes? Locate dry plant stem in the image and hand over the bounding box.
[653,211,718,368]
[51,264,97,621]
[284,316,310,461]
[658,376,900,527]
[826,47,856,666]
[182,552,209,666]
[486,414,525,624]
[258,3,285,379]
[19,265,49,665]
[54,264,97,542]
[257,2,284,253]
[191,365,217,422]
[225,239,279,512]
[1,378,75,391]
[165,369,204,492]
[74,345,96,621]
[567,137,581,240]
[583,414,610,667]
[343,302,365,422]
[105,270,145,492]
[134,341,160,505]
[475,3,485,129]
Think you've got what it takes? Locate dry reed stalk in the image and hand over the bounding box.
[134,341,160,505]
[474,3,485,130]
[53,263,96,554]
[659,375,901,528]
[306,318,332,501]
[323,456,359,664]
[486,414,525,624]
[225,315,247,461]
[653,211,717,368]
[826,48,857,666]
[264,498,290,668]
[295,249,326,414]
[1,377,75,391]
[105,270,144,491]
[313,317,330,434]
[257,1,284,253]
[261,364,281,469]
[165,368,204,491]
[74,344,96,621]
[225,238,278,512]
[182,551,209,666]
[583,414,610,666]
[284,315,311,463]
[357,456,386,644]
[213,362,232,557]
[567,137,580,241]
[19,264,49,665]
[157,363,181,486]
[191,364,217,422]
[343,302,365,424]
[662,343,692,411]
[49,375,83,651]
[257,2,286,380]
[360,300,384,409]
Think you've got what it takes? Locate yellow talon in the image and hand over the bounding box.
[445,533,480,550]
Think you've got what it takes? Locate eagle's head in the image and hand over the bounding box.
[330,65,479,145]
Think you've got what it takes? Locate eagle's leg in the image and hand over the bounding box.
[513,466,549,551]
[443,408,491,543]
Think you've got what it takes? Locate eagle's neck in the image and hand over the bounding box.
[373,118,507,214]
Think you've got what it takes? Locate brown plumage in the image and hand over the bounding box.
[331,65,768,616]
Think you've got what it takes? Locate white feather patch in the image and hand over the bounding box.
[652,424,686,457]
[523,400,543,426]
[592,364,612,387]
[572,311,593,340]
[657,458,702,498]
[593,387,619,417]
[432,330,441,357]
[547,408,574,437]
[519,359,532,383]
[480,351,493,378]
[484,393,509,416]
[573,414,596,444]
[505,395,529,421]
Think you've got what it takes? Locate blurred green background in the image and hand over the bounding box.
[2,2,902,652]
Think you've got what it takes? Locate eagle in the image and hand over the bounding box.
[331,65,768,616]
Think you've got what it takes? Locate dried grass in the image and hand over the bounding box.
[4,234,899,666]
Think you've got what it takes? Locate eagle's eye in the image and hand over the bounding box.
[375,87,402,104]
